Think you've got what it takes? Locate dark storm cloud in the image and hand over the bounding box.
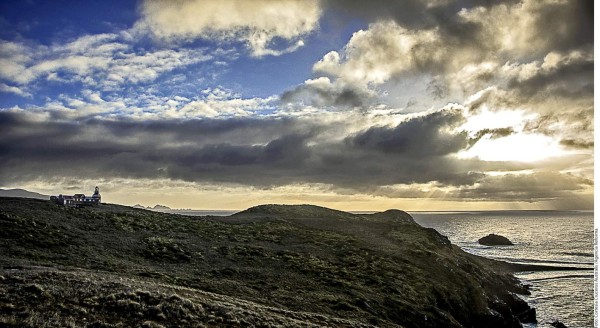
[559,139,593,150]
[0,108,487,189]
[1,107,591,203]
[348,107,468,157]
[0,113,313,186]
[85,116,320,145]
[529,0,593,52]
[450,171,593,202]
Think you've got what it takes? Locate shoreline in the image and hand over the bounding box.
[502,261,593,273]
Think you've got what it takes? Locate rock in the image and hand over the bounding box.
[516,307,537,323]
[478,234,514,246]
[550,320,568,328]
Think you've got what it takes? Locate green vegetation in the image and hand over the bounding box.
[0,198,533,327]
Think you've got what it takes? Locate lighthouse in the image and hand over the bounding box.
[92,186,101,203]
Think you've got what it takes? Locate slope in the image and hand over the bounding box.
[0,198,534,327]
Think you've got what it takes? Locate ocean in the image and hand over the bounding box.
[411,211,595,328]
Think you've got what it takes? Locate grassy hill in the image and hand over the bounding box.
[0,198,534,327]
[0,189,48,200]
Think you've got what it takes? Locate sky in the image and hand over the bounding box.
[0,0,594,211]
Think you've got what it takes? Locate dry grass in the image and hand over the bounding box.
[0,268,373,327]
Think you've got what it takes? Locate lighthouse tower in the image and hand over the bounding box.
[92,186,101,204]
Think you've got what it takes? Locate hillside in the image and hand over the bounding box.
[0,198,534,327]
[0,189,48,200]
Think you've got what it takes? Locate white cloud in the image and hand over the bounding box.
[105,49,212,86]
[175,88,277,118]
[0,40,37,83]
[0,34,213,89]
[0,83,31,97]
[51,33,126,56]
[314,21,444,85]
[138,0,321,57]
[27,86,278,120]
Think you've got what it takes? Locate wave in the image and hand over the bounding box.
[490,256,594,267]
[526,274,594,282]
[559,251,594,258]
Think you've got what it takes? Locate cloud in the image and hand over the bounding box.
[523,107,594,152]
[313,21,446,85]
[0,106,473,188]
[467,127,515,147]
[559,139,593,150]
[308,0,592,110]
[0,83,31,97]
[0,102,592,207]
[138,0,321,57]
[348,105,467,157]
[503,49,594,100]
[464,0,593,55]
[0,34,213,88]
[35,87,277,120]
[280,77,374,110]
[174,88,277,118]
[451,171,593,202]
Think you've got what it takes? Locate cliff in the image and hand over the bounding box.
[0,198,533,327]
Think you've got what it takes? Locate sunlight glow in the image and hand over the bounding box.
[458,133,568,162]
[460,108,536,136]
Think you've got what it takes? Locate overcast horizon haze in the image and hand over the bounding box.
[0,0,593,211]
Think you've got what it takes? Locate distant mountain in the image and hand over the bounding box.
[129,204,172,211]
[0,188,49,200]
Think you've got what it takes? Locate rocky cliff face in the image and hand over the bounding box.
[0,198,534,327]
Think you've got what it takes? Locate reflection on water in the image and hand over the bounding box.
[411,211,594,328]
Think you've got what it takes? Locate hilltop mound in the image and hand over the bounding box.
[0,198,534,327]
[232,204,352,219]
[369,209,416,224]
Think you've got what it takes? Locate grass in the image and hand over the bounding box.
[0,198,534,327]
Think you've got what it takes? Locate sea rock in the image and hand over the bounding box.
[516,308,537,323]
[478,234,514,246]
[550,320,568,328]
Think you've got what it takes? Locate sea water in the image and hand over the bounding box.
[411,211,594,328]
